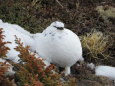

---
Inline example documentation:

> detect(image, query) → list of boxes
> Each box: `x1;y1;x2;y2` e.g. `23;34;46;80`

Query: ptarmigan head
50;21;64;30
42;21;65;34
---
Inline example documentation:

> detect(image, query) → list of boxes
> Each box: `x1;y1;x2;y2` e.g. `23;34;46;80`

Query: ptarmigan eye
57;27;64;30
54;26;64;30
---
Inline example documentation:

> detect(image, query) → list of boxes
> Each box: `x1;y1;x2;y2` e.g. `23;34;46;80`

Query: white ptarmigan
33;21;84;75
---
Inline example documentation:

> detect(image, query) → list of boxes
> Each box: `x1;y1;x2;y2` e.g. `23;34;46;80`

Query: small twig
56;0;64;8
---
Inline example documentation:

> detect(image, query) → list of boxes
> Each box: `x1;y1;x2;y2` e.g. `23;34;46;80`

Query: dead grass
81;30;110;62
96;5;115;20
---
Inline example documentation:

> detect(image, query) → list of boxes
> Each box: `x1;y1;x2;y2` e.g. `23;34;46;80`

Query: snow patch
87;63;95;69
95;66;115;80
0;19;34;63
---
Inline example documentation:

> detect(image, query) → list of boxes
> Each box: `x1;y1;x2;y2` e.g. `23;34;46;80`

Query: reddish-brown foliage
0;28;15;86
0;62;9;81
0;28;10;58
14;37;76;86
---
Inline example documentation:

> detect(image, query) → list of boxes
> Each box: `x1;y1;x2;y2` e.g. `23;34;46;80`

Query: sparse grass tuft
81;30;110;62
96;5;115;20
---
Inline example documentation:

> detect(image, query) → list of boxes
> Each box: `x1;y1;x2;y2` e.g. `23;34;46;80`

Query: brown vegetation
80;30;111;63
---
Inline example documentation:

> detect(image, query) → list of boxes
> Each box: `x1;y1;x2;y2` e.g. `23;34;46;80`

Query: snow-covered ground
87;63;115;81
95;66;115;80
0;19;34;63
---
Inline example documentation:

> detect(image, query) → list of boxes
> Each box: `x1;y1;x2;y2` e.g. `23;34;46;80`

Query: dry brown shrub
81;30;111;62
